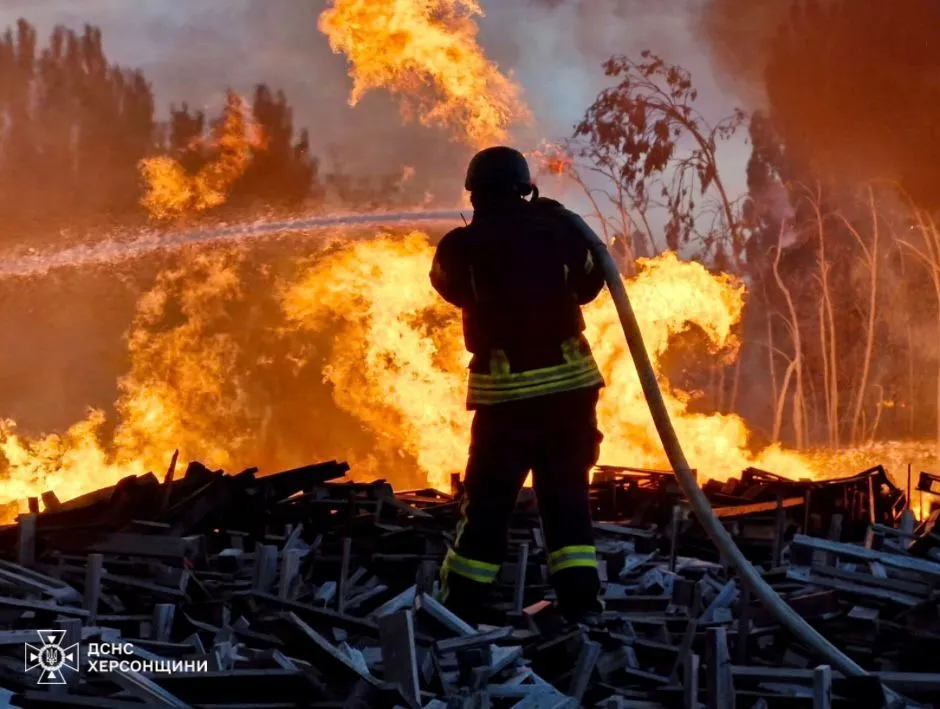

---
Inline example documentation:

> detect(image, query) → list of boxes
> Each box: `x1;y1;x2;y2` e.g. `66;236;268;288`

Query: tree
0;21;156;236
167;103;206;170
571;51;747;269
231;84;321;208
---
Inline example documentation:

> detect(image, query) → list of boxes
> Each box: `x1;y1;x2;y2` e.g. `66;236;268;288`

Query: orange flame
318;0;530;147
282;236;817;490
0;253;252;522
0;233;930;523
139;94;265;220
528;141;574;179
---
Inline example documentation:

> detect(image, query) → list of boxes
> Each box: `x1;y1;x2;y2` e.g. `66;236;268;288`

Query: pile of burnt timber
0;459;937;709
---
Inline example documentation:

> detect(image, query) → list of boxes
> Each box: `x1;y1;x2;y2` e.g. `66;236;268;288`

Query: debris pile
0;459;938;708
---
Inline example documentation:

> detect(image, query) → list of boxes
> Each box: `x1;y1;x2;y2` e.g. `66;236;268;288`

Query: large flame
318;0;530;147
139;94;265;220
0;253;254;521
283;237;814;491
283;234;471;484
0;232;930;523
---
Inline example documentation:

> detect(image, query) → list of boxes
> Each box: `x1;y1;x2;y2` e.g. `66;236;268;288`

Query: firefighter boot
553;565;604;625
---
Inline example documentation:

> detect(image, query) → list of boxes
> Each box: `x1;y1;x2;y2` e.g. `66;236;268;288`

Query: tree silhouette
0;21;157;236
0;19;331;237
230;84;321;208
573;51;746;268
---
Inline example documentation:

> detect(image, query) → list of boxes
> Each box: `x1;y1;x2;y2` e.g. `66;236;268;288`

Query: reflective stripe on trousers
441;548;500;585
547;545;598;574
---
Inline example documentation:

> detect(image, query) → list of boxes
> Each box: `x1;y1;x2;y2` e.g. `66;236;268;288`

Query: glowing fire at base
0;232;931;524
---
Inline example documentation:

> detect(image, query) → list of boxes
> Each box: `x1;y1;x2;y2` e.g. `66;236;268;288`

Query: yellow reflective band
442;549;500;584
470;359;600;391
470;369;602;401
468;357;603;406
584;249;594;274
548;545;596;562
547;545;598;574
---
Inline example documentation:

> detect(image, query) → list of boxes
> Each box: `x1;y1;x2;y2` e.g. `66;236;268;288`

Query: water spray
559;208;871;679
0;209;464;279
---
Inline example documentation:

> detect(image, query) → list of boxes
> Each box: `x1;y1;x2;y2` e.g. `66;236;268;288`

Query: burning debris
0;458;937;708
0;240;840;522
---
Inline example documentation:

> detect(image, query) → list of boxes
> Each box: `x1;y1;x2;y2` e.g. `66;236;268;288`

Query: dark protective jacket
430;196;606;407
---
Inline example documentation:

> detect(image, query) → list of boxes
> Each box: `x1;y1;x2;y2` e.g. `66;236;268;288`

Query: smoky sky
0;0;750;200
699;0;940;207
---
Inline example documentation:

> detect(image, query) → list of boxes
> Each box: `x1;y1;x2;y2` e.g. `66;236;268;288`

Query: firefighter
430;146;606;626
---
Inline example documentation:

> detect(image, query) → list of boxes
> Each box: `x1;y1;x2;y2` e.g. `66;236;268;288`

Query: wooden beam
792;534;940;578
415;593;475;637
377;610;421;708
17;514;36;567
338;538;352;613
568;639;601;705
683;653;700;709
711;497;804;520
252;544;278;594
82;554;104;625
513;543;529;614
152;604;175;643
705;627;731;709
278;548;304;600
436;627;514;654
51;619;82;695
812;665;832;709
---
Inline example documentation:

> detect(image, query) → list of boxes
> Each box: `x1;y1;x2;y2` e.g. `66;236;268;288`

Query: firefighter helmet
464;146;533;195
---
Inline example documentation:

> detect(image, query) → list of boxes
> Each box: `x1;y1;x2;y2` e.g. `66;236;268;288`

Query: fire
283;233;471;487
282;237;815;490
318;0;530;147
586;252;812;480
0;253;253;522
0;231;931;522
528;141;574;178
139;93;265;220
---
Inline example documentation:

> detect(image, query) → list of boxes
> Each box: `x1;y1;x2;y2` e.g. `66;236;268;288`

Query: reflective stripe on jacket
467;336;603;407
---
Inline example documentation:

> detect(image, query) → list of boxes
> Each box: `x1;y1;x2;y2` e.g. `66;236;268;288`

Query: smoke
696;0;792;105
697;0;940;207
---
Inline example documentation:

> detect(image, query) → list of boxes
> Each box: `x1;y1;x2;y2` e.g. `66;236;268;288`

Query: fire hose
559;208;870;680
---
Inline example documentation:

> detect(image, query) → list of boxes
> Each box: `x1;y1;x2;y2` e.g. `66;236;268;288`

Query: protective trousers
440;387;603;623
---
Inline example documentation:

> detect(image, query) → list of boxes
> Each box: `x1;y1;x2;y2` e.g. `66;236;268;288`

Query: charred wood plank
791;534;940;579
377;609;421;707
283;611;381;686
16;514;36;567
